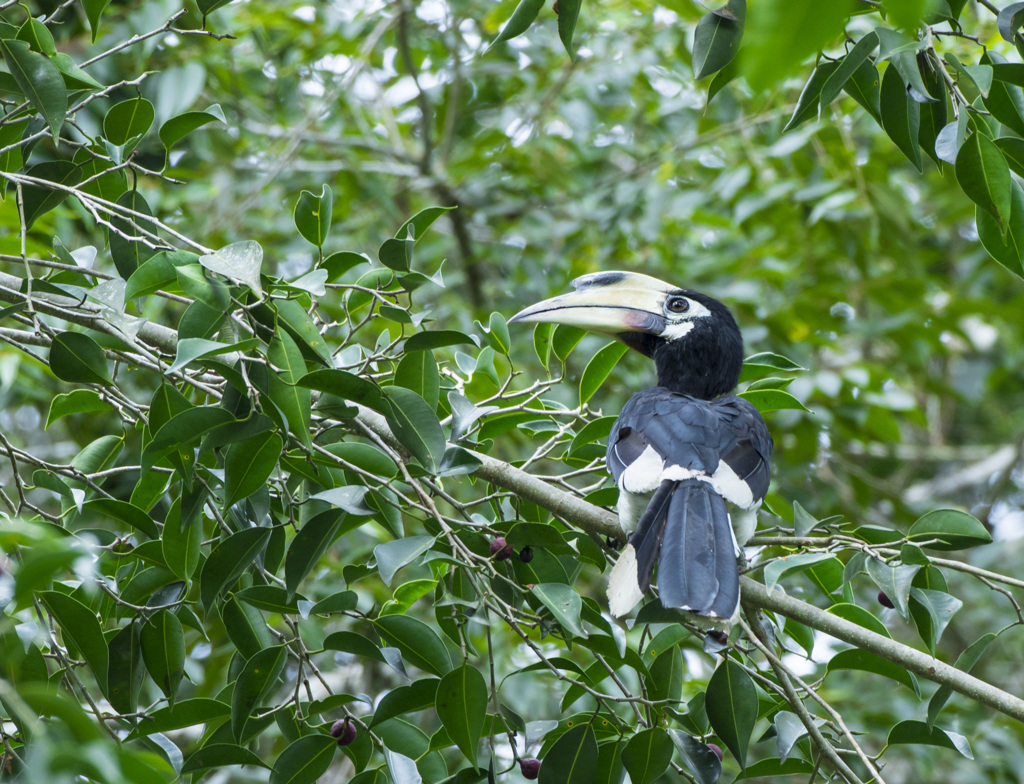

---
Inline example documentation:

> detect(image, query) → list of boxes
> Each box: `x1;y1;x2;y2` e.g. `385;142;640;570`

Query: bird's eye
666;297;689;314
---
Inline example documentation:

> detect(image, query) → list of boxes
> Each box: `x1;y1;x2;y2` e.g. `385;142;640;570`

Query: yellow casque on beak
508;271;675;335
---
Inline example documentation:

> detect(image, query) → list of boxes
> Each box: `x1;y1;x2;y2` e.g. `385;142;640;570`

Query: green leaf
692;2;744;80
489;0;545;49
880;62;923;172
436;664;488;767
0;39;67;141
168;337;258;373
741;352;805;374
200;240;264;298
159;104;225;150
374;614;452;676
223;430;282;508
197;0;233;16
294;185;333;248
669;730;722;784
820;32;878;108
741;0;854;92
887;720;973;759
927;633;995;727
311;486;374;516
374;535;434;587
539;723;598;784
533;322;554;371
622;728;673;784
378;237;413;272
17;17;56;55
908;508;993;550
223;595;272;658
71;434;123;475
557;0;583;60
268;327;311;446
705;658;756;768
487;311;511;355
20;161;82;228
552;324;586;363
763;552;836;594
827;603;890;638
110;190;158;279
405;330;477;351
826;648;920;696
737;389;809;413
309;590;358;616
46;389;113;428
298;369;385;412
865;557;919;620
956;131;1012;233
178;264;230;313
83;0;111;41
579;342;628;406
40;590;109;692
78;498;158;539
395;205;455;242
49;331;113;386
323;631;387;662
396;350;440;411
918;56;948;167
569;416;617;455
285;510;343;597
370;678;439;727
269;734;337;784
532;583;586;637
128;698;229;739
143;406;236;471
382;386;446;473
125;250;197;299
843;59;882;121
982;54;1024;137
236;586;303;614
141;610;185;707
103;98;155;145
182;744;269;774
232;645;287;741
910;587;962;653
106;621;144;713
199;526;273;610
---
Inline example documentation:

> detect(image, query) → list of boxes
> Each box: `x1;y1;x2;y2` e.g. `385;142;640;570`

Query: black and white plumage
509;271;773;622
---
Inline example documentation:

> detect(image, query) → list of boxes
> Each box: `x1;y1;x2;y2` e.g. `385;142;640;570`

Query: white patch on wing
661;465;701;482
607;544;645;617
616;483;651;536
707;460;755;509
731;506;757;548
620;446;665;494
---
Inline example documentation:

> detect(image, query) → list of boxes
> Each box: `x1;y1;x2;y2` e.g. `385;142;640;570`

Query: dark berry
518;546;534;563
490;537;514;561
331;718;357;746
877;591;894;609
519;757;541;779
707;743;723;761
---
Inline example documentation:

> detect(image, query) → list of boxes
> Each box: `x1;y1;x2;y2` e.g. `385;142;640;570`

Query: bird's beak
508;271;674;336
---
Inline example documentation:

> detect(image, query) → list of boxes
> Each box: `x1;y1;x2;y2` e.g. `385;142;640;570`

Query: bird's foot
605;536;624;551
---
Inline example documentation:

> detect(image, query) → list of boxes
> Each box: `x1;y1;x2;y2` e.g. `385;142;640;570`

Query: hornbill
509;272;772;622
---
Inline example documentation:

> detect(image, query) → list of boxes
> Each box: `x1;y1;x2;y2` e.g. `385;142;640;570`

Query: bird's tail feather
658;479;738;620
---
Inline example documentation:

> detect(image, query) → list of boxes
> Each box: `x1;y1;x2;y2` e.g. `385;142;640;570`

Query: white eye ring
666;297;689;314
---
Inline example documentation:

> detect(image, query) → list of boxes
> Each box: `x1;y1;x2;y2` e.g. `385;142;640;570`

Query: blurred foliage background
4;0;1024;782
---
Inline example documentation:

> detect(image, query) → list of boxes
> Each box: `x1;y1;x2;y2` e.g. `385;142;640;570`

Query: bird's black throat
652;311;743;399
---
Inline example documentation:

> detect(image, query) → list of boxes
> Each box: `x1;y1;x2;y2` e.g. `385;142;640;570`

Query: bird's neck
653;330;742;399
